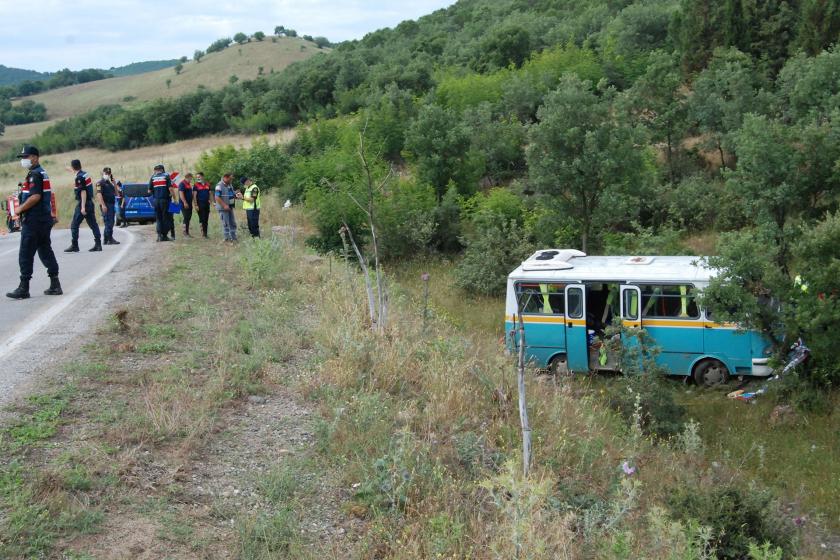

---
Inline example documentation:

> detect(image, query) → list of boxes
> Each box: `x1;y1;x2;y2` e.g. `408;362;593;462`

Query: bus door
564;285;588;371
620;285;642;368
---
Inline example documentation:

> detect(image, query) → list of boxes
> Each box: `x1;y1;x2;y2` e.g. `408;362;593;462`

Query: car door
564;284;588;372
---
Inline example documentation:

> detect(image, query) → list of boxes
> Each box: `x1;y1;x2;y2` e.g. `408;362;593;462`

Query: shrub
377;179;437;260
454;220;533;296
667;482;797;559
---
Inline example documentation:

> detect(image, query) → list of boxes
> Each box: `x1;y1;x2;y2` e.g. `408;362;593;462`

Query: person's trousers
19;220;59;280
218;208;237;240
182;205;193;233
246;208;260;238
102;201;116;239
70;204;101;243
118;199;126;223
153;198;169;236
197;201;210;235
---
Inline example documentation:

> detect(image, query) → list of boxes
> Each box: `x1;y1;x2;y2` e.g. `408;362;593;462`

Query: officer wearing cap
97;167;120;245
148;163;175;242
6;145;62;299
66;159;103;252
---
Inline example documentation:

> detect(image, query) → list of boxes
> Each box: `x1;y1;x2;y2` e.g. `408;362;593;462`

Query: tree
313;36;331;49
622;51;688;183
526;75;650;252
274;25;285;36
253;31;266;41
688;48;768;170
207;37;232;53
797;0;840;55
404;104;483;198
234;32;248;45
285;29;297;38
174;63;183;75
165;78;171;89
193;49;204;63
229;75;239;85
179;55;188;63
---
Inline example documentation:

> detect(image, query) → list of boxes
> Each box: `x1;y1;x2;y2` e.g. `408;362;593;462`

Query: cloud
0;0;454;72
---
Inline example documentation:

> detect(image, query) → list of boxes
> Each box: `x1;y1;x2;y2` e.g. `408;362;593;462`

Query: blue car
119;182;156;225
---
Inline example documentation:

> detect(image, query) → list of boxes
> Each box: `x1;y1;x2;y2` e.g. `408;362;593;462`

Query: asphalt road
0;227;136;354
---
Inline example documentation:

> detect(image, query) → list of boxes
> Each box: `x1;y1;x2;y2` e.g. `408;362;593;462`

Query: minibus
504;249;773;385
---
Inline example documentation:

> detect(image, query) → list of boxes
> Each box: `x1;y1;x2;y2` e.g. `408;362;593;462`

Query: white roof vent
624;256;656;265
522;249;586;271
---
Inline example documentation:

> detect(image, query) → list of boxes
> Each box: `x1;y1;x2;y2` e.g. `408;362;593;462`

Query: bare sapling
340;224;377;328
516;302;532;477
340;123;391;332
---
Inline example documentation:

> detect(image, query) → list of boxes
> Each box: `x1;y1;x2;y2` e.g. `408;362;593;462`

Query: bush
206;37;232;54
377;179;437;260
454;220;533;296
667;482;796;559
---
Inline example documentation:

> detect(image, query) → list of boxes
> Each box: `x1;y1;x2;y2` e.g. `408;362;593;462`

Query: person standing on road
115;176;127;228
66;159;102;253
149;164;174;242
178;173;194;238
215;173;240;242
97;167;120;245
241;177;261;238
194;172;212;238
6;145;62;299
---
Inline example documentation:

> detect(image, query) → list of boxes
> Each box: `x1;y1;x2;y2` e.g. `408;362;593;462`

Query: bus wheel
549;355;571;377
693;359;730;387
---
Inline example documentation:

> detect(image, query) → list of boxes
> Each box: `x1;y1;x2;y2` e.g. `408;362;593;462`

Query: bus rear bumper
752;358;772;377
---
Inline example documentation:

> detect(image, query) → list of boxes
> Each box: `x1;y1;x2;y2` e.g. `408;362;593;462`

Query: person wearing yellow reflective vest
241;177;261;238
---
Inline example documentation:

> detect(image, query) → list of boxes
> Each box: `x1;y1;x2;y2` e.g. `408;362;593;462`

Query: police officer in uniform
98;167;120;245
149;164;174;242
6;145;62;299
66;159;103;252
194;171;212;238
178;173;194;237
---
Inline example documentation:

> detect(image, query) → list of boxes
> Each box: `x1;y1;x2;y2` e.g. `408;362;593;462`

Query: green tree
174;63;183;75
179;55;188;63
404;104;483;198
274;25;285;36
688;47;769;170
796;0;840;55
313;36;331;49
622;51;687;183
193;49;204;63
526;75;651;252
234;32;249;45
253;31;266;41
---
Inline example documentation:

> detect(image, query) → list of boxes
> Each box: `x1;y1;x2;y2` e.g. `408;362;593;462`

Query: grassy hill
0;65;49;86
13;37;321;120
107;59;180;77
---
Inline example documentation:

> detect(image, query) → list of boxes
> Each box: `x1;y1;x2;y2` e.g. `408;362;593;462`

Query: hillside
107;59;179;77
0;65;49;86
13;37;321;120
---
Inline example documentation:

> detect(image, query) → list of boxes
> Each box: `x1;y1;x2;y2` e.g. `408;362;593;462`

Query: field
0;131;293;228
0;120;54;155
12;37;321;120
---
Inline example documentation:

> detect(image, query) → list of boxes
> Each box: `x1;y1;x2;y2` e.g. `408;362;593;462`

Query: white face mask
103;174;110;181
20;159;32;169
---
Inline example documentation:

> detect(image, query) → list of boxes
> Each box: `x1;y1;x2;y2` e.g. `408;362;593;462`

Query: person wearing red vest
193;171;212;238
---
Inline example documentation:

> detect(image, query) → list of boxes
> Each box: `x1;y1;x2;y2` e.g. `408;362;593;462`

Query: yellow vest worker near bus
241;177;261;238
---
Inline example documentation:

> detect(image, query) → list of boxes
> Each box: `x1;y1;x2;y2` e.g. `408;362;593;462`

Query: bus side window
567;289;583;319
640;285;700;319
515;283;565;315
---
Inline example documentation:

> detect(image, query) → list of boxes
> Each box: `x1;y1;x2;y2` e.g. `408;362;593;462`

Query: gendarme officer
149;163;174;242
6;145;62;299
66;159;103;252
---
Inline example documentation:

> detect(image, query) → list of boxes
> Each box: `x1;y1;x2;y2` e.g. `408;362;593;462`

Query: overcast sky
0;1;455;72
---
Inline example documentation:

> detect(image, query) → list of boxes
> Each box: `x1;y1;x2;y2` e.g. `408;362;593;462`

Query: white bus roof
509;250;716;284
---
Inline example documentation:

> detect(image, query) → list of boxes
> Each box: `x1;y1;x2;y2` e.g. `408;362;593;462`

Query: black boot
89;239;102;252
103;236;111;245
65;242;80;253
160;235;171;242
44;275;63;296
6;278;30;300
109;235;120;245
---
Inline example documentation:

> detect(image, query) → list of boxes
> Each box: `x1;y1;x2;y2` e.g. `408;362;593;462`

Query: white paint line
0;228;136;357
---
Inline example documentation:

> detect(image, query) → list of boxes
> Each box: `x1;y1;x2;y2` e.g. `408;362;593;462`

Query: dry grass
0;131;294;228
0;120;55;154
12;38;322;120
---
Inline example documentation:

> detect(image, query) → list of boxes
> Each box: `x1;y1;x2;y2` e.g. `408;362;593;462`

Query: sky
0;1;455;72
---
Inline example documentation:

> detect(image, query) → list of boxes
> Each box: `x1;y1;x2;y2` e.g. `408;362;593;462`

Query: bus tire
692;359;730;387
549;354;571;377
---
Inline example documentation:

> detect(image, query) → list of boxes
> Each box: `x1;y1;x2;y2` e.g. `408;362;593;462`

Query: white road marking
0;228;136;356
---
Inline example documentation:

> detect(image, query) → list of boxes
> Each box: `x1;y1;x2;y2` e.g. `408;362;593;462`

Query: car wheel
693;359;730;387
549;354;571;377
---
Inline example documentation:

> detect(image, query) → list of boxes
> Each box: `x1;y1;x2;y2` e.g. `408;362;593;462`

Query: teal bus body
505;252;774;380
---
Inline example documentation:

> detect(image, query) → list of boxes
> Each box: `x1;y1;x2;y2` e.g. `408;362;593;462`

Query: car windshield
122;184;150;197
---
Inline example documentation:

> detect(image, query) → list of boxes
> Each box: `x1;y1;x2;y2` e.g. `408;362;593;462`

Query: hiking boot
109;236;120;245
64;242;80;253
89;240;102;252
6;278;30;300
44;275;63;296
160;236;172;242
